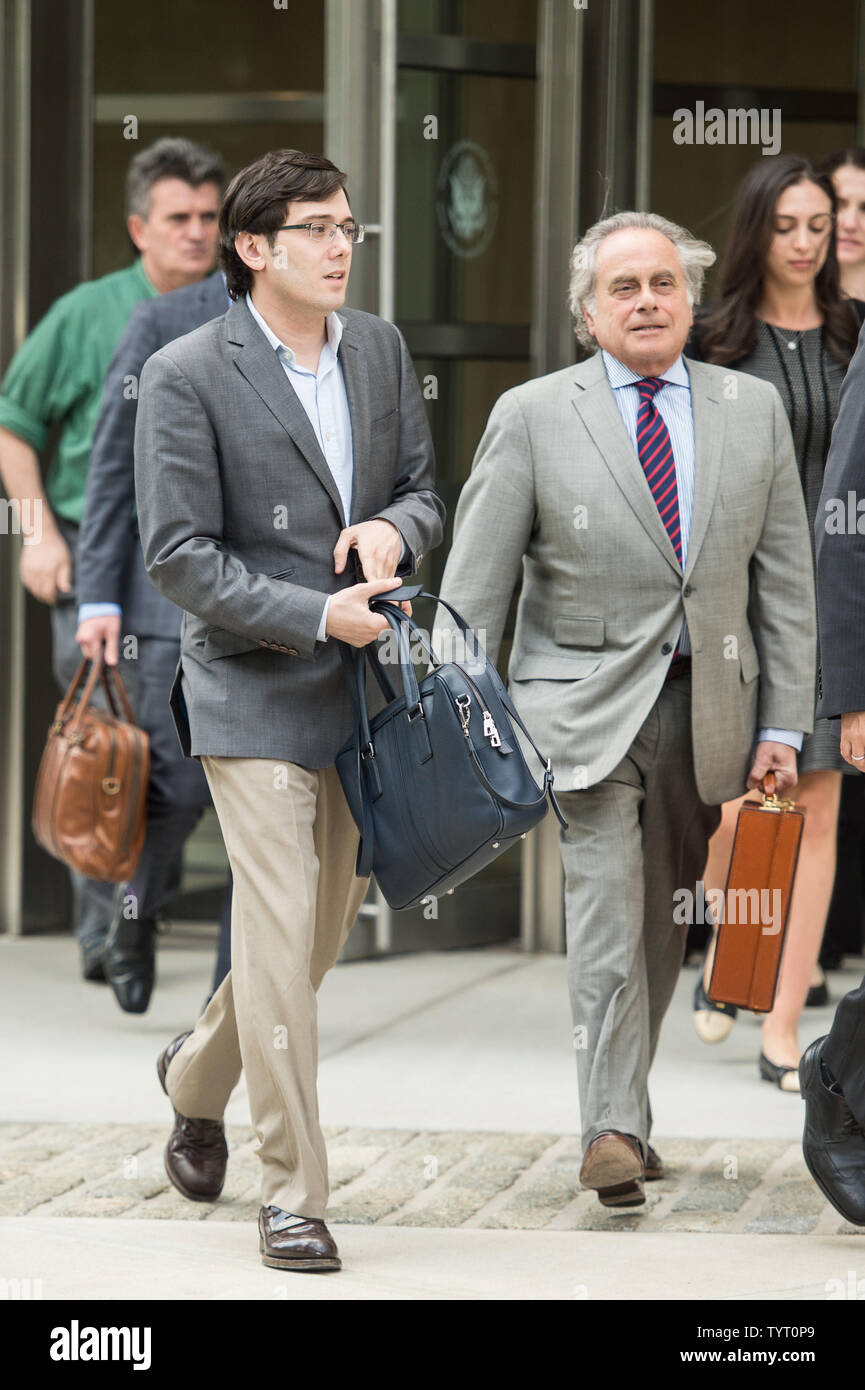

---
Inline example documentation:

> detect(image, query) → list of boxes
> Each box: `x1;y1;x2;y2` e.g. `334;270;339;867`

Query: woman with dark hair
819;148;865;300
689;154;864;1089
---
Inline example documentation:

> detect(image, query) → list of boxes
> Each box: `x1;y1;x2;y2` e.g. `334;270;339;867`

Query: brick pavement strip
0;1123;863;1234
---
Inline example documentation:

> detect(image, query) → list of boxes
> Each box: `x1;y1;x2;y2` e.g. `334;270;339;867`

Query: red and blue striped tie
636;376;682;568
636;375;684;661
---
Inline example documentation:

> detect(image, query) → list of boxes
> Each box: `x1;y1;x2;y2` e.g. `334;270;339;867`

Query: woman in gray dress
689;154;864;1089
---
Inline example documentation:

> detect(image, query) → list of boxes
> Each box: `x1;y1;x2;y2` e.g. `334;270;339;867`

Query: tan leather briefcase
32;654;149;883
708;772;805;1013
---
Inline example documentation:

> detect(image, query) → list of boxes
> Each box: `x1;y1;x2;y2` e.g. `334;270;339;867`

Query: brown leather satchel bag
32;654;149;883
708;772;805;1013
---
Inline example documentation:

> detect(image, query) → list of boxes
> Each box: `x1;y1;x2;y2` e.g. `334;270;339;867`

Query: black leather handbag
335;588;567;910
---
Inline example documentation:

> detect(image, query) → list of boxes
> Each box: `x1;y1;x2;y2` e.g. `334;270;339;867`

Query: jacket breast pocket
722;481;768;512
370;408;399;436
270;567;296;581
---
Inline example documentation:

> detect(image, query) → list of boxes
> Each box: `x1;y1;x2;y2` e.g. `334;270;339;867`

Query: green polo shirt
0;259;158;524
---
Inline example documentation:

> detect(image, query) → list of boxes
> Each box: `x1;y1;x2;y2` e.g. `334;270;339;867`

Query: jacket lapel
224;297;346;525
337;317;370;526
571;353;682;575
682;358;725;580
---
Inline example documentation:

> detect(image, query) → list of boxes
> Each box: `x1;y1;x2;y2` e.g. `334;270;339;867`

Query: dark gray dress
699;316;862;774
732;321;847;773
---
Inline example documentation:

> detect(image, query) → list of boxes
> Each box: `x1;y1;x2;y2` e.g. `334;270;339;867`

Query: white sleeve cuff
758;727;804;752
77;602;122;623
316;595;331;643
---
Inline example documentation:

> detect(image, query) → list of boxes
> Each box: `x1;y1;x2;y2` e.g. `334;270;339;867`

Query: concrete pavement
1;1221;858;1300
1;930;863;1300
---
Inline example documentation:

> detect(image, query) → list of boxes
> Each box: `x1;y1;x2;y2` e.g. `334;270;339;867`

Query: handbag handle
370;595;566;816
57;651;138;737
338;592;567;882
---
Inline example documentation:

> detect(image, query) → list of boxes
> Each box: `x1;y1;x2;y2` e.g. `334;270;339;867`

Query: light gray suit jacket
133;296;445;766
438;351;816;806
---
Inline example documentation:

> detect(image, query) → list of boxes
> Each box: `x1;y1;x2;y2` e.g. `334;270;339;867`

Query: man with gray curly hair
568;211;715;348
439;210;817;1209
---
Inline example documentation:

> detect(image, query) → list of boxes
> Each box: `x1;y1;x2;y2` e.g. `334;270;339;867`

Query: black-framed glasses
276;220;365;244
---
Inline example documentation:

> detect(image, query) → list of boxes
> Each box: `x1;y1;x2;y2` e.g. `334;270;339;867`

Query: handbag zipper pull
482;710;502;748
456;693;472;736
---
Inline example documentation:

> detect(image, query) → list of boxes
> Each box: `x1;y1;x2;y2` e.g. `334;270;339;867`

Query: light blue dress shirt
601;350;802;753
246;294;354;641
247;294;354;521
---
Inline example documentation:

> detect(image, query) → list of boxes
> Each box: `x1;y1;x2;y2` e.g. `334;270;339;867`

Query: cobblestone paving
1;1123;862;1235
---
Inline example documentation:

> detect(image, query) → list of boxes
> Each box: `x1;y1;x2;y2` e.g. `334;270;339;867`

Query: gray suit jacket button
661;642;673;655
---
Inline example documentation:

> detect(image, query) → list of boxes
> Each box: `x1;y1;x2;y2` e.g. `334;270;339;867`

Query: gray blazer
815;316;865;719
133;295;445;767
78;272;229;636
437;351;816;807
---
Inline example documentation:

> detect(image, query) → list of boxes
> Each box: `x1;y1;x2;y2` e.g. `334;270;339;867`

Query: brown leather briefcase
707;772;805;1013
32;654;150;883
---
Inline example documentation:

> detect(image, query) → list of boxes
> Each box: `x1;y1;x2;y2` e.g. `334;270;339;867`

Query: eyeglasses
276;221;365;244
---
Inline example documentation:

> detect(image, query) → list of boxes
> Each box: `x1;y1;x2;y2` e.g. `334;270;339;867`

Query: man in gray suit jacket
438;211;816;1209
798;316;865;1227
134;150;444;1271
76;271;231;1014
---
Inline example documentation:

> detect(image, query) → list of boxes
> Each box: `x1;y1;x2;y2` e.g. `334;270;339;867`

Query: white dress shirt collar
245;292;343;366
601;348;690;390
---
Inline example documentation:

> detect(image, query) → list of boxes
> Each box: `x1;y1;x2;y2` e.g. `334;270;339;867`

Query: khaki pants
163;756;369;1219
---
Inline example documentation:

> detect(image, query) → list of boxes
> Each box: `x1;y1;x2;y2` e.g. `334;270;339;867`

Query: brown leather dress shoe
580;1131;646;1207
645;1144;664;1181
259;1206;342;1272
157;1031;228;1202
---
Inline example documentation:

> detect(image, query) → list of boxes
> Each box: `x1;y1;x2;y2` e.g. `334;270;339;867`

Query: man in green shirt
0;136;223;974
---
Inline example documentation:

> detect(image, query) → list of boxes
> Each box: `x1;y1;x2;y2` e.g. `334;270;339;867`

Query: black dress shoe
800;1037;865;1226
259;1206;341;1272
80;936;108;983
105;916;156;1014
157;1031;228;1202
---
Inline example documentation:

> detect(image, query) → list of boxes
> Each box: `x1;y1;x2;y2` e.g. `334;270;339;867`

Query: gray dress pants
557;675;722;1157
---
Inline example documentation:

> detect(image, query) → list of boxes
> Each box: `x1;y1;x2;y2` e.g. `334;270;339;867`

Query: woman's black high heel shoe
759;1053;801;1092
693;973;738;1044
